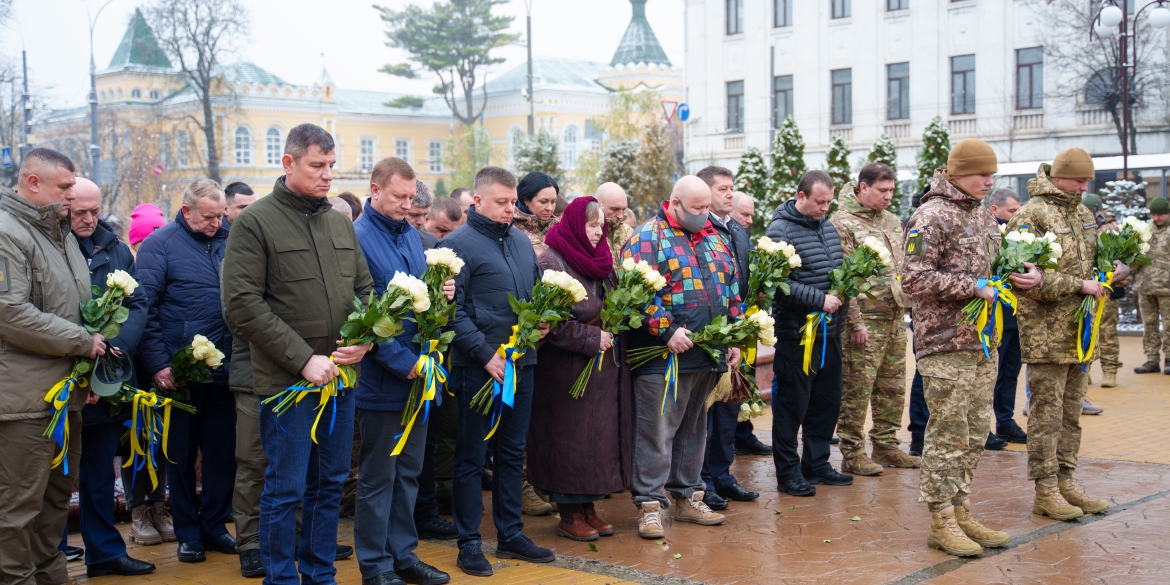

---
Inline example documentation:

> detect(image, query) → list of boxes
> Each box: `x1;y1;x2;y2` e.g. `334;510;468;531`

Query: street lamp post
525;0;535;137
1090;0;1170;180
86;0;116;187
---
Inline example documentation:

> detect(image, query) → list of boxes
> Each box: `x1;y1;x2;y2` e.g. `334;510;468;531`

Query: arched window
131;88;142;99
563;126;579;169
149;89;160;100
235;126;253;165
266;127;283;166
509;127;524;164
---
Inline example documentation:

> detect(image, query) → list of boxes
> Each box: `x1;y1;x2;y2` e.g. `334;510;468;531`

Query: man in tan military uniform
831;163;919;476
1009;148;1127;522
1134;197;1170;375
903;140;1042;557
1079;193;1124;387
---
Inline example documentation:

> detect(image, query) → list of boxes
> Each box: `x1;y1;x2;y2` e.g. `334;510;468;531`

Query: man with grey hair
224;123;376;583
410;180;437;249
988;189;1021;222
594;182;632;267
730;193;755;230
328;197;353;221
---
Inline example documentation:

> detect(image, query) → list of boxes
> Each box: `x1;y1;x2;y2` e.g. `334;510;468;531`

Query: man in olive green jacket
0;148;104;585
223;124;375;584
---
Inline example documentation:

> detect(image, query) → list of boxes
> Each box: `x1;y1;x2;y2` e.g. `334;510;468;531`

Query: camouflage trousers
1025;363;1088;481
1139;294;1170;362
918;350;996;511
838;314;907;458
1095;297;1121;373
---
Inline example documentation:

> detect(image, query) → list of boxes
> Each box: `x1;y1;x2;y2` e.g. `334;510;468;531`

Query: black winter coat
765;200;844;340
440;206;542;368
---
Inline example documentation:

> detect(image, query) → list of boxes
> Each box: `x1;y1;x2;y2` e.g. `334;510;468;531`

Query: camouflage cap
1052;147;1095;179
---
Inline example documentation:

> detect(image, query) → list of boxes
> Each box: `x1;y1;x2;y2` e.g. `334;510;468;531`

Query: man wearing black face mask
621;176;743;540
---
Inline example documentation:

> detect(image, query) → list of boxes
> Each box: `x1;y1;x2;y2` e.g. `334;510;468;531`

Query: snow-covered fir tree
763;116;807;226
867;133;904;218
1099;180;1149;220
915;116;951;193
734;146;770;203
825;135;852;191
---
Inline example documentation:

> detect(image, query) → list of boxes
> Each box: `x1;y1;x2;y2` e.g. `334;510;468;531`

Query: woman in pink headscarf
128;204;166;255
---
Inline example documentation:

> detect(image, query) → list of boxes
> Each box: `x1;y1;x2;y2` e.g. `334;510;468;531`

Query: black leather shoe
495;533;555;563
397;561;451;585
778;477;816;497
831;436;840;445
985;432;1007;451
87;555;156;577
204;533;239;555
717;483;760;501
361;570;406;585
239;549;265;578
416;515;459;540
909;436;923;457
996;423;1028;444
178;540;206;563
702;490;728;511
336;544;354;560
456;542;492;577
734;440;772;456
806;469;854;486
65;546;84;562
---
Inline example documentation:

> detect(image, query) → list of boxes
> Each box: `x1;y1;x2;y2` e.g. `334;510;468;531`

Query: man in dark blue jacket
352;158;453;585
69;179;155;577
439;167;554;576
137;179;236;563
765;170;852;497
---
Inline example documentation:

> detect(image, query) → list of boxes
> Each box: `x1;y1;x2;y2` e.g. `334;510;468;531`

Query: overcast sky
6;0;684;109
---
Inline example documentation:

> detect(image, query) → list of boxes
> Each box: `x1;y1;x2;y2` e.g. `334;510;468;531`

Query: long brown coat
527;248;633;496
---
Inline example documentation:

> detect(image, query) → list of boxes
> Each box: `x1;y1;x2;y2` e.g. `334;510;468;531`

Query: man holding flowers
621;175;742;540
1008;148;1131;522
903;139;1042;557
351;157;454;585
438;166;555;576
223;124;376;584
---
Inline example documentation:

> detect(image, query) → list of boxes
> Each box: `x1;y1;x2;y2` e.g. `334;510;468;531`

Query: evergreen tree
825;135;852;191
867;133;904;218
434;178;448;198
631;121;676;214
734;146;770;203
915;116;951;193
1098;179;1149;219
763;116;807;227
512;130;566;187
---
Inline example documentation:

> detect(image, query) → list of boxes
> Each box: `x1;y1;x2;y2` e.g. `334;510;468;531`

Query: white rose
751;402;764;416
1042;231;1057;243
107;270;138;295
635;260;652;275
206;351;224;369
1049;241;1063;259
1005;230;1022;243
622;257;636;271
788;254;803;268
389;272;430;312
998;224;1007;235
1141;242;1151;253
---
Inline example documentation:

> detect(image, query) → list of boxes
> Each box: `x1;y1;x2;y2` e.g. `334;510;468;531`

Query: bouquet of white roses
800;237;891;373
1068;216;1151;363
961;228;1061;330
745;236;802;313
568;258;667;399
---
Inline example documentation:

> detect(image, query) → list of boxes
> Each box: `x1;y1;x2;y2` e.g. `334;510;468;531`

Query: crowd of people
1;123;1169;585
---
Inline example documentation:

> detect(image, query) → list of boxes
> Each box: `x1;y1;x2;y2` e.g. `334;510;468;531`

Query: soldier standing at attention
1133;196;1170;375
902;139;1042;557
831;163;920;477
1008;149;1128;523
1079;193;1124;388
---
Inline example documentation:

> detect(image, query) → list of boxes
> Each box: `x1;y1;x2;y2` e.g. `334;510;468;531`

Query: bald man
592;183;630;264
621;176;743;539
730;193;755;230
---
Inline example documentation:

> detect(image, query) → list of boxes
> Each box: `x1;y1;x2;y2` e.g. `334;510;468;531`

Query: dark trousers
167;382;236;543
994;327;1023;431
355;408;427;578
735;420;761;448
701;401;739;491
78;421;129;565
908;370;929;444
771;335;843;482
413;399;444;524
451;365;533;547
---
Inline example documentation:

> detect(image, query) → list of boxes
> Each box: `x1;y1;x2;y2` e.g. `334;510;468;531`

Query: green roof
107;9;172;71
610;0;671;67
485;57;608;95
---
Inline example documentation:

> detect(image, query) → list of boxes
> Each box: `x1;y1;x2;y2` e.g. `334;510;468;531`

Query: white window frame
176;131;188;169
428;140;443;173
395;138;411;165
562;125;579;169
266;127;284;166
359;137;376;172
234;126;253;166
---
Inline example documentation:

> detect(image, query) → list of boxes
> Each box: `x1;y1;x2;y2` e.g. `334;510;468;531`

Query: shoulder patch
906;230;924;256
0;257;7;293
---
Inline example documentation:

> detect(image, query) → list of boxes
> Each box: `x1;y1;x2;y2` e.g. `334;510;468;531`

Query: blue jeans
701;401;739;491
451;366;533;547
78;421;129;565
994;328;1022;430
167;382;236;543
259;390;355;585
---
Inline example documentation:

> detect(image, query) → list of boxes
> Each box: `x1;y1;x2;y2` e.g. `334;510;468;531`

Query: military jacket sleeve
901;211;980;303
0;231;91;357
831;214;864;330
1007;205;1089;304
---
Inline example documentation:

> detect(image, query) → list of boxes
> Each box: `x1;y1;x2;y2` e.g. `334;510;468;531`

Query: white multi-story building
684;0;1170;196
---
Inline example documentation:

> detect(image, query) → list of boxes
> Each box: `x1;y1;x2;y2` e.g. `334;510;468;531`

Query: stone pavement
66;338;1169;584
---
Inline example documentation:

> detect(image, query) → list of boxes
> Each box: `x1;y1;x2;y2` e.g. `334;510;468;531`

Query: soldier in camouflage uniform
1009;149;1129;522
1134;197;1170;374
1080;193;1124;387
902;140;1042;557
831;164;919;477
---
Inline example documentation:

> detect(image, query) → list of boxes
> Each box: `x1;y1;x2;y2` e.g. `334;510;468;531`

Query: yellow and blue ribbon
660;351;678;415
485;327;525;441
799;312;831;375
1077;269;1114;367
43;365;86;474
974;276;1018;358
263;360;350;445
123;389;180;491
392;341;448;456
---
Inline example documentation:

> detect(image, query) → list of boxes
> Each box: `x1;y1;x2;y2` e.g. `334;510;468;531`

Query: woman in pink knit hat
128;203;166;255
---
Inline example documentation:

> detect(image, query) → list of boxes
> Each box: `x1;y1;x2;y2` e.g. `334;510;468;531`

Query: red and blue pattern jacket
621;202;741;375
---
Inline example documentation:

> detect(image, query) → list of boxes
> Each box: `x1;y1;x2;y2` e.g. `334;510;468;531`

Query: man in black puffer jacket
765;170;852;496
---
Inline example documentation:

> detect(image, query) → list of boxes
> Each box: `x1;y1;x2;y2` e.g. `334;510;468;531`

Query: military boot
1033;480;1084;521
1059;478;1110;514
871;444;921;468
1100;370;1118;388
1134;360;1161;374
927;506;983;557
521;484;553;516
841;453;883;476
954;500;1009;548
1164;358;1170;375
129;506;162;545
673;491;726;526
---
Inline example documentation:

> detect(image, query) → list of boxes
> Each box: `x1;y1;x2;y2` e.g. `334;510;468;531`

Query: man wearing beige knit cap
1008;147;1130;524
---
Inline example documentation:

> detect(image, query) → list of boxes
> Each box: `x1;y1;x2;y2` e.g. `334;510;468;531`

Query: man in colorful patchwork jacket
621;175;742;540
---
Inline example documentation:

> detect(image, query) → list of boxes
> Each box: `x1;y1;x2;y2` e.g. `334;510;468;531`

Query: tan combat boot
673;491;726;526
150;502;176;542
1059;478;1110;514
927;506;983;557
954;500;1009;548
129;506;162;545
1100;370;1118;388
637;501;665;539
1033;480;1084;521
522;483;553;516
841;453;884;476
871;444;922;468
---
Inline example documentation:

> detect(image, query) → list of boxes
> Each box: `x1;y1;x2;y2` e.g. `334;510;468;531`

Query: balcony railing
1013;112;1044;131
829;126;853;142
948;117;977;136
883;121;912;139
1078;109;1111;126
724;135;745;151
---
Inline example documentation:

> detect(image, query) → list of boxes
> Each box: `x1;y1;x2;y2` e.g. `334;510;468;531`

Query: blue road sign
677;103;690;122
1;147;12;168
